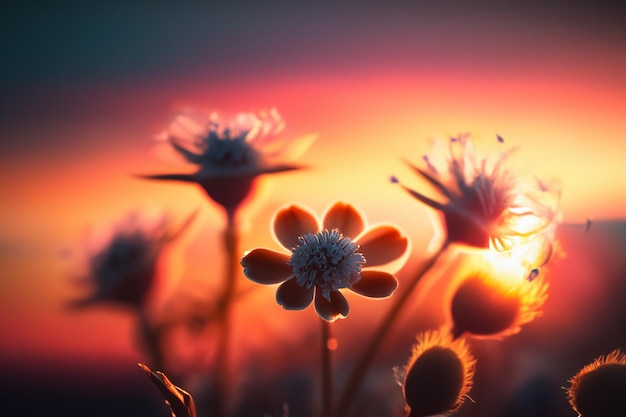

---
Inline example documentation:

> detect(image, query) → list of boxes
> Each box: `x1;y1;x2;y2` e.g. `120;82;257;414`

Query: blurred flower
567;349;626;417
139;363;197;417
401;330;475;417
392;134;560;252
143;108;316;215
70;210;194;309
240;202;409;321
448;253;548;339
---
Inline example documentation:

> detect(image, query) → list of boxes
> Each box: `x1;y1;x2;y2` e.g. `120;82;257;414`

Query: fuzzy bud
402;331;475;417
567;350;626;417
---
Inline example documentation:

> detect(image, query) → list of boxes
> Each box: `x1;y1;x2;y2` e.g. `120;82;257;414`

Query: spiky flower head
401;330;476;417
567;349;626;417
241;202;409;321
143;108;316;215
70;211;194;309
392;134;560;253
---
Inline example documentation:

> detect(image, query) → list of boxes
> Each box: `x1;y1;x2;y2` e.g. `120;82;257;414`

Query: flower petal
137;173;197;183
357;225;409;267
169;139;204;164
273;204;319;250
314;290;349;322
276;278;314;310
323;201;366;239
351;270;398;298
241;248;293;284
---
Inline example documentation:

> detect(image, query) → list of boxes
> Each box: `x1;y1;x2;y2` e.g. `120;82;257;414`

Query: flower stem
213;210;239;417
333;242;449;417
321;319;334;417
137;309;165;370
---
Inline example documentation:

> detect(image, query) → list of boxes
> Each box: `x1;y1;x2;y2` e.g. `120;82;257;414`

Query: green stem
321;320;334;417
333;242;449;417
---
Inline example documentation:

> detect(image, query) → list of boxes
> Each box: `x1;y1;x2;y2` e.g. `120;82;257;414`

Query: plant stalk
321;319;334;417
213;210;239;417
333;242;449;417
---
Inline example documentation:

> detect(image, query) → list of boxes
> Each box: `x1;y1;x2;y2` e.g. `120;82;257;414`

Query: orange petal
351;270;398;298
323;201;366;239
273;204;320;250
357;225;409;267
314;290;349;322
241;248;293;284
276;278;314;310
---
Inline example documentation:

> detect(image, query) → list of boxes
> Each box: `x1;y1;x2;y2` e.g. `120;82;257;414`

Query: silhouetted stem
213;210;239;417
321;320;334;417
334;242;449;417
137;309;165;370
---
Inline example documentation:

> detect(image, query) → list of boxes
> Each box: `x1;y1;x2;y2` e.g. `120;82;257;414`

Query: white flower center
289;229;365;300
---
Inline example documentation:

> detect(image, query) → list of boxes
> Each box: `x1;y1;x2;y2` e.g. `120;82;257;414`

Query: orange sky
1;3;625;378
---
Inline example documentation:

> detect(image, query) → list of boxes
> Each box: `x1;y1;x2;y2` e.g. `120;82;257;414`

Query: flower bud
450;276;520;338
567;349;626;417
449;261;548;339
402;331;475;417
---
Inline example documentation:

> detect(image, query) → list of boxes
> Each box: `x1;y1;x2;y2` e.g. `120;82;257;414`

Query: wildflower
70;211;194;309
240;202;409;321
143;108;316;215
448;252;548;339
567;349;626;417
139;363;197;417
401;330;475;417
392;134;560;252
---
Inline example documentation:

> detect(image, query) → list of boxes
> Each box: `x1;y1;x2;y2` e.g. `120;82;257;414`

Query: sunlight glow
483;237;548;286
485;199;557;287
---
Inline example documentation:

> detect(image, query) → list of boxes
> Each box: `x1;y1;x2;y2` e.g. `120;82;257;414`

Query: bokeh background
1;2;625;416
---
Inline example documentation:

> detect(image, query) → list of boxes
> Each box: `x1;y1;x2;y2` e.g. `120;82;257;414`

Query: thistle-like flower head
393;134;560;252
70;210;194;309
240;202;409;321
143;108;316;215
162;109;288;170
401;330;476;417
567;349;626;417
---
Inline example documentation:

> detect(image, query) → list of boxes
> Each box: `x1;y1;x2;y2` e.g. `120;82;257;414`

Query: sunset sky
1;2;625;416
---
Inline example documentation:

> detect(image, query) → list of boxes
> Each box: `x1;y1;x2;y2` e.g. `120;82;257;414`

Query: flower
139;363;197;417
401;330;475;417
142;108;316;215
240;202;409;321
448;252;548;339
567;349;626;417
70;210;194;309
392;134;560;252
